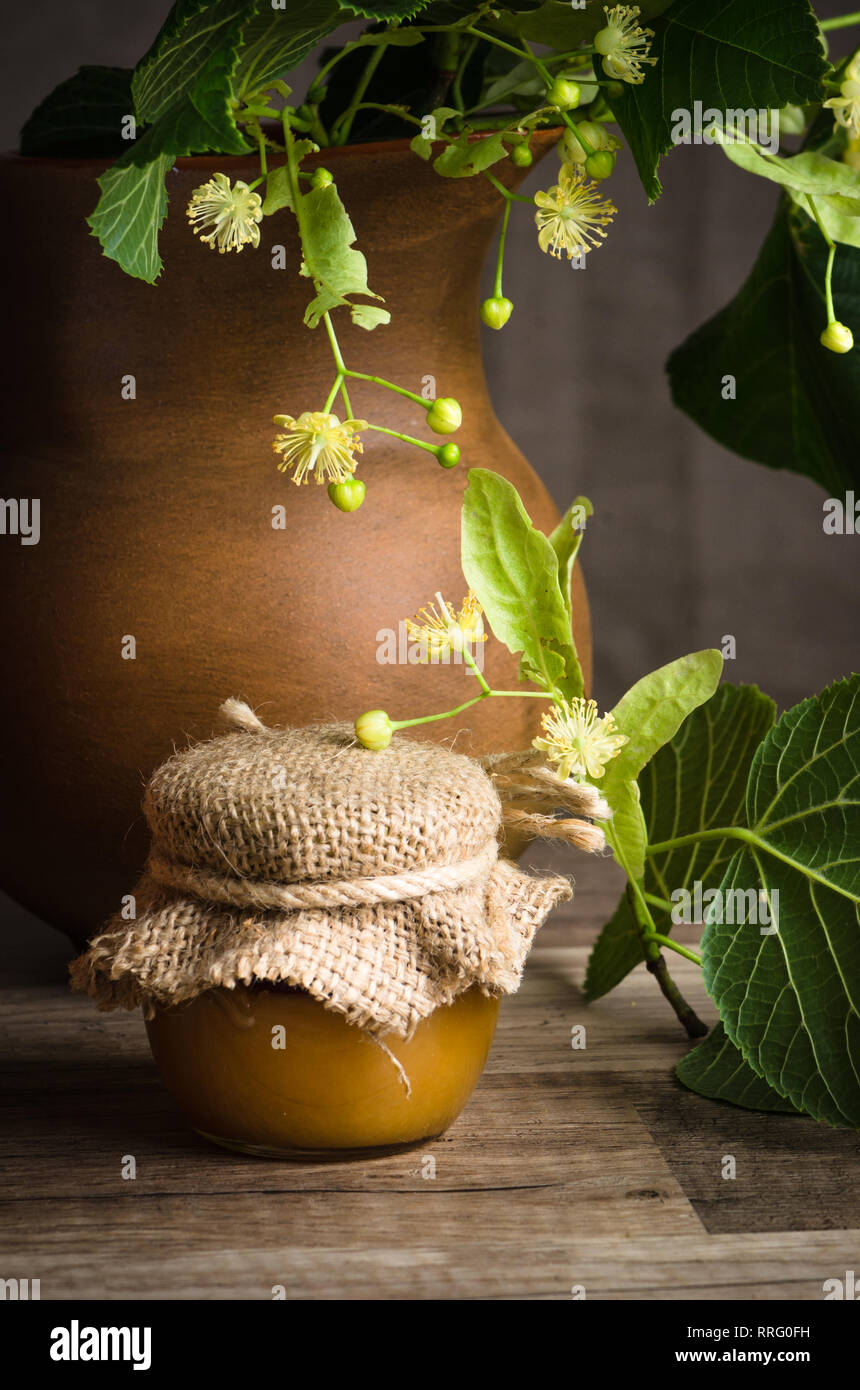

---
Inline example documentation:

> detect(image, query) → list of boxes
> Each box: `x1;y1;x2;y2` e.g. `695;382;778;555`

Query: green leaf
584;889;645;1003
703;674;860;1128
409;106;459;160
676;1023;800;1113
132;0;253;157
481;58;543;108
433;130;510;178
708;129;860;248
299;182;389;329
20;66;133;157
261;140;319;214
461;469;583;701
667;204;860;494
86;147;174;284
611;0;827;203
548;495;592;623
795;192;860;250
586;683;775;1001
233;1;356;98
713;130;860;204
339;0;431;17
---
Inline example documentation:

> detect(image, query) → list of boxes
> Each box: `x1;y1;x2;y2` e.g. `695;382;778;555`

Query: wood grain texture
1;853;858;1301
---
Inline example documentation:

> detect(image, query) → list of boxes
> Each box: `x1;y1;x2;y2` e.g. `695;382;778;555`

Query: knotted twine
70;701;609;1040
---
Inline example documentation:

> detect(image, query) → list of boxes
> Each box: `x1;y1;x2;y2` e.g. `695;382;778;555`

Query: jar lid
144;718;500;886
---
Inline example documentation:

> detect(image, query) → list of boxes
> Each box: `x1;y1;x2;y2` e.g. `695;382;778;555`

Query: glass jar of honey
71;712;572;1161
146;983;499;1158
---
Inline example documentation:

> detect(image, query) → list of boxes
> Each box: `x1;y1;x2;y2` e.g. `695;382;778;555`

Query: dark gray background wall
4;0;857;712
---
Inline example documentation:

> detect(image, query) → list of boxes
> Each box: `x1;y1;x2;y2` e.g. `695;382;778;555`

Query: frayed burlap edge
69;859;571;1039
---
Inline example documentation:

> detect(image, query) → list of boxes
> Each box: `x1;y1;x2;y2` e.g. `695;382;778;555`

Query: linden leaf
702;674;860;1129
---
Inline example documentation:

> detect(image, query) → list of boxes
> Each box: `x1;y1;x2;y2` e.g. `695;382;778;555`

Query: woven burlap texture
70;718;573;1038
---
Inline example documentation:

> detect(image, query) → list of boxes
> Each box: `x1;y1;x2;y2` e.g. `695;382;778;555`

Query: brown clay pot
0;134;590;943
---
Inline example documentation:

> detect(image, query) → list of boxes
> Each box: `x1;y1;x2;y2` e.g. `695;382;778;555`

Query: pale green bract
460;469;584;702
586;683;777;1002
599;651;724;881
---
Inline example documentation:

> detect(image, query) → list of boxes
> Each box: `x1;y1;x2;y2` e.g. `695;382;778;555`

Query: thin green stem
651;934;703;967
645;956;709;1038
339;379;354;417
465;25;527;62
820;11;860;31
607;826;707;1037
344;101;423;128
463;646;491;695
646;827;750;856
322;312;347;373
392;694;487;729
255;125;268;179
390;685;553;732
364;423;439;453
452;33;480;112
808;195;837;322
345;368;428;407
323;372;344;414
484;169;534;203
643;891;676;914
332;38;388;145
281;112;309;250
494;197;511;298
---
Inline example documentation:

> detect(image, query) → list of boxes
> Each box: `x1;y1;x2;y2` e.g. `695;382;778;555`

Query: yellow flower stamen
534;163;616;261
187;173;263;254
594;5;657;85
825;77;860;141
272;411;368;485
533;697;628;782
405;591;486;662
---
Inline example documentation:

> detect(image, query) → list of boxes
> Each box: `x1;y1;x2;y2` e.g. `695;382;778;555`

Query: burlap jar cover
70;701;608;1039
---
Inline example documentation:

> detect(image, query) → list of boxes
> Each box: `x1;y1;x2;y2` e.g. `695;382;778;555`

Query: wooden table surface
2;846;858;1301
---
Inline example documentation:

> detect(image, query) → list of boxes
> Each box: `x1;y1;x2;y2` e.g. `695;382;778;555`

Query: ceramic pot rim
1;125;562;169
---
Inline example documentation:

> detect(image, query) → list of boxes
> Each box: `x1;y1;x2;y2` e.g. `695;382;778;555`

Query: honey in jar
146;983;499;1157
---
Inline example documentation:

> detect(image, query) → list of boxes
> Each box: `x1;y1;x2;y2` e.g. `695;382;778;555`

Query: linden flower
825;78;860;140
534;163;617;261
187;173;263;254
405;591;486;661
594;5;657;85
272;411;368;485
533;698;628;782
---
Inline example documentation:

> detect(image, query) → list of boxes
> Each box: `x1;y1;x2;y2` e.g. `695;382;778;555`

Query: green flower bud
355;709;393;751
561;121;617;164
426;396;462;434
510;142;533;168
307;83;327;104
480;296;513;330
311;167;334;189
547;78;581;111
328;478;366;511
437;443;460;469
605;80;624;101
585;150;616;180
820;321;854;354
